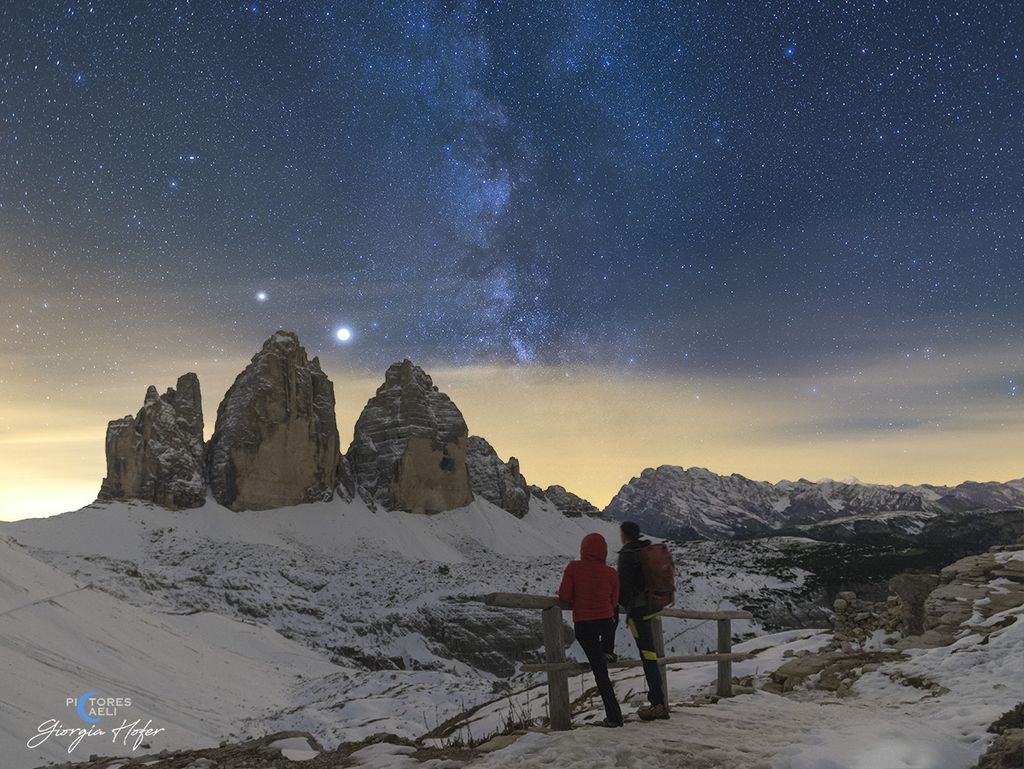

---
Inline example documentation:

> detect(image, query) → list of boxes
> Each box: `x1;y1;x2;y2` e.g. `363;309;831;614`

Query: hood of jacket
580;532;608;562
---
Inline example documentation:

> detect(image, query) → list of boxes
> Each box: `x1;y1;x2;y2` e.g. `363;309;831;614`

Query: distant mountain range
604;465;1024;545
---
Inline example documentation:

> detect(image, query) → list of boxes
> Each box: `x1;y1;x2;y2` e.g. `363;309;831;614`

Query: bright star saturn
335;326;352;342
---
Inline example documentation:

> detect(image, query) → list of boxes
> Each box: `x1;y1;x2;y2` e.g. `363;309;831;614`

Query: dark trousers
627;607;666;706
575;617;623;725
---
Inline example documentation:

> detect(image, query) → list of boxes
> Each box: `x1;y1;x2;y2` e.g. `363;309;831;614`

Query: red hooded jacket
557;533;620;622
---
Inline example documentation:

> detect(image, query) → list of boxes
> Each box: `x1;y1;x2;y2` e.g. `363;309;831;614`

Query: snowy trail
465;693;975;769
454;609;1024;769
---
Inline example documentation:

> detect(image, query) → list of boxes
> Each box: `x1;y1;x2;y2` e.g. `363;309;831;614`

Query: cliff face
346;359;472;513
93;337;525;516
98;373;206;509
466;435;530;517
207;331;343;511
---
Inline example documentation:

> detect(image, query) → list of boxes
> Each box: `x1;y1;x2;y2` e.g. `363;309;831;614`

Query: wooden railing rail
483;592;753;731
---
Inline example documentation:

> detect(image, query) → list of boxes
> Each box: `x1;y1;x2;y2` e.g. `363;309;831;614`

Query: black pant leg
603;613;619;656
627;609;666;706
575;619;623;724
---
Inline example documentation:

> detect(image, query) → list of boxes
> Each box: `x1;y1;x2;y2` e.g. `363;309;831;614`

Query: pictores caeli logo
70;691;129;724
27;691;166;754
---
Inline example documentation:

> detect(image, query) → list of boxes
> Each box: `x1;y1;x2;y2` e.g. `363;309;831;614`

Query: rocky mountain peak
533;484;602;518
98;372;206;509
207;331;344;511
385;356;438;389
265;329;301;348
93;333;606;519
347;358;472;513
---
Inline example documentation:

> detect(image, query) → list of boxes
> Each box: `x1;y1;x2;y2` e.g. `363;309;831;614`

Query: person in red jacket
557;532;623;727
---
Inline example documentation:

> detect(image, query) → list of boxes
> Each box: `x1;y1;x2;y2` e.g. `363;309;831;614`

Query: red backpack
639;543;676;610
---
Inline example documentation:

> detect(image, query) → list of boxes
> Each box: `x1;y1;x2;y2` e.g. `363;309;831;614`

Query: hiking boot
637;703;670;721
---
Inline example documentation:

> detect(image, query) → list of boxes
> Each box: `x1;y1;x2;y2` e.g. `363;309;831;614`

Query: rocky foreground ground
35;731;477;769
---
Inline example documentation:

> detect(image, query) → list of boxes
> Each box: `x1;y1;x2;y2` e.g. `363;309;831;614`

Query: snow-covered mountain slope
2;494;855;767
0;533;347;769
14;486;1009;768
605;464;1024;542
3;495;618;675
0;493;624;768
4;495;857;679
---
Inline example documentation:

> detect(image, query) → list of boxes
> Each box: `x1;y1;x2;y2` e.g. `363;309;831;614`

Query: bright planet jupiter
0;2;1021;520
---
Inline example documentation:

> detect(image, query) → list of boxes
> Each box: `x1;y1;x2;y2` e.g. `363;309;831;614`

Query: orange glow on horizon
1;346;1021;521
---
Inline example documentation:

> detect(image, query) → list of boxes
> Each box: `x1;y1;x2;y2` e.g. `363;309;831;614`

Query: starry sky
1;1;1022;519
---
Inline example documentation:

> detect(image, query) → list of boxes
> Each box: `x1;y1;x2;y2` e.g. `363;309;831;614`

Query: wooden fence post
716;618;733;697
542;606;571;730
651;615;669;711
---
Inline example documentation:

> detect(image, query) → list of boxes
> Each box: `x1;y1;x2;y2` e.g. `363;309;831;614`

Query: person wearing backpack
557;532;624;728
617;520;675;721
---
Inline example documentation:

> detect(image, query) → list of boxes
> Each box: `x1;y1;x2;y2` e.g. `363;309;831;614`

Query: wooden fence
484;592;754;731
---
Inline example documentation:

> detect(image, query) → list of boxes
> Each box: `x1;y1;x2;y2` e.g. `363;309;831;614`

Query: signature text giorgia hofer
27;718;165;753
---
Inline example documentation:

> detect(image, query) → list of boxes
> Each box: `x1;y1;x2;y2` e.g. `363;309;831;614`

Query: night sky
1;1;1022;519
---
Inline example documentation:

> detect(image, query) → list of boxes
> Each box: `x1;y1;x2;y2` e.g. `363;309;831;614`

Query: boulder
888;573;940;635
208;331;343;511
98;373;206;509
347;359;472;513
466;436;530;517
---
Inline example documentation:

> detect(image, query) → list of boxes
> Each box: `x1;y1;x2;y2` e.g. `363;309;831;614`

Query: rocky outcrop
824;538;1024;651
532;484;602;518
462;436;599;519
347;359;473;513
208;331;343;511
830;590;901;645
976;703;1024;769
98;373;206;509
768;540;1024;703
764;648;903;697
414;603;546;676
466;436;530;517
913;542;1024;647
888;573;940;635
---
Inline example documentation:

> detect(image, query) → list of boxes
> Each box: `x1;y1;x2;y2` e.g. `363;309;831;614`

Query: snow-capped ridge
606;464;1024;541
